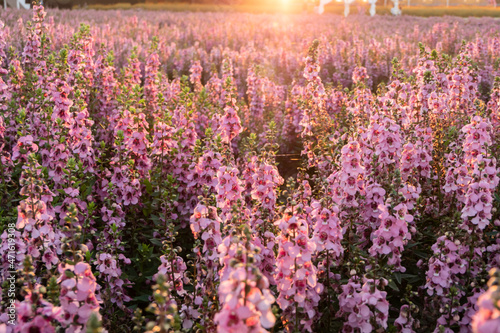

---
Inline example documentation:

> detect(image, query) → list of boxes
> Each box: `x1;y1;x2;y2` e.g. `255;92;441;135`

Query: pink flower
472;269;500;333
338;278;389;332
217;105;243;144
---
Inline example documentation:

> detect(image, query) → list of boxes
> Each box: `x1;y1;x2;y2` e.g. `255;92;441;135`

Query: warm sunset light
1;1;500;333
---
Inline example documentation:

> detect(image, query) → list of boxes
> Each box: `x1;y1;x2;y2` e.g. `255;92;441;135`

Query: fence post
17;0;30;9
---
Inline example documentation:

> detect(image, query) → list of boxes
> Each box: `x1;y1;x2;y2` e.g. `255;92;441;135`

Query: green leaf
387;280;399;292
401;274;418;279
413;250;429;259
64;270;75;278
133;294;151;302
85;180;95;197
150;238;163;247
143;178;153;194
406;276;422;284
405;242;421;249
85;250;92;262
394;272;401;285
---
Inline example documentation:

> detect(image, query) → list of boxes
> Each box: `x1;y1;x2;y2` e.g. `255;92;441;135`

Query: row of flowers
0;5;499;333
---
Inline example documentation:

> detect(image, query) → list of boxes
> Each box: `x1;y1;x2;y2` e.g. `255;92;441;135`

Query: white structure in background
344;0;355;16
3;0;30;9
368;0;377;16
316;0;496;17
391;0;402;15
315;0;398;17
315;0;333;14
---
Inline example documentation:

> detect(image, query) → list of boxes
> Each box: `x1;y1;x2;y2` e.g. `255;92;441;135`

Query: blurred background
3;0;500;17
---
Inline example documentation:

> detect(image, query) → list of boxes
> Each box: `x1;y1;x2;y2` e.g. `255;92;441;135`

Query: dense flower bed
0;6;499;333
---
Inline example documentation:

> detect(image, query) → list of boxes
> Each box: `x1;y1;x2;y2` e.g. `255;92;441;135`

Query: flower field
0;6;500;333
